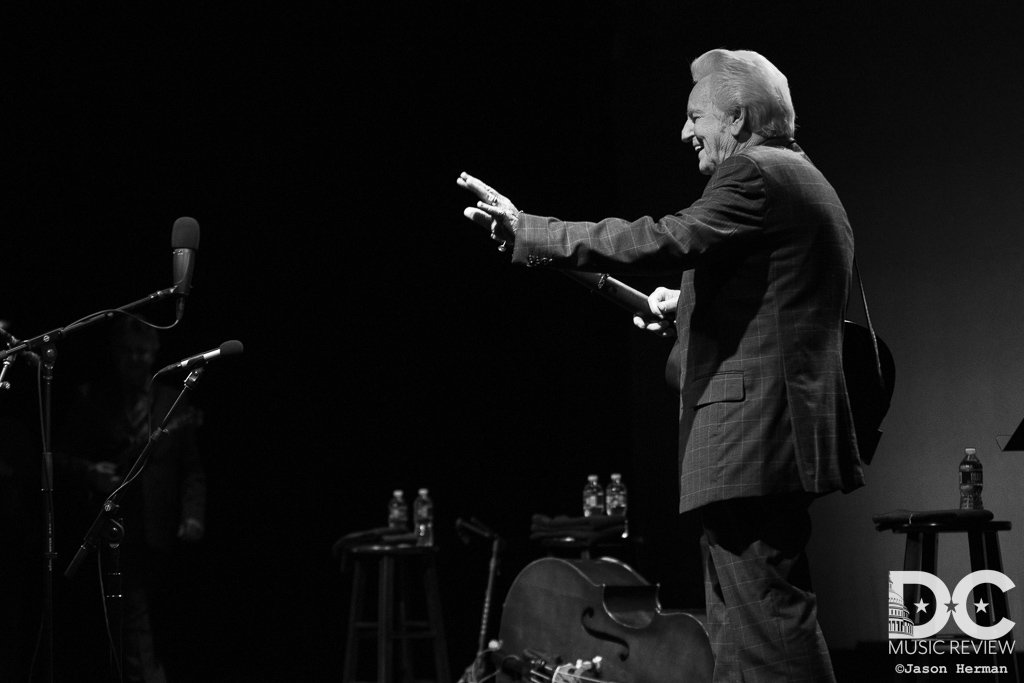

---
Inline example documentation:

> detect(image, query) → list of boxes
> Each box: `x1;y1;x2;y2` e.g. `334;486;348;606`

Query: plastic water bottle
605;473;628;537
582;475;604;517
388;490;408;530
959;448;983;510
414;488;434;546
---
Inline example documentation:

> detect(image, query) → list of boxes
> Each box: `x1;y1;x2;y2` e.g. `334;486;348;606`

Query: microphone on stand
171;217;200;322
155;340;243;375
456;517;499;543
0;323;41;367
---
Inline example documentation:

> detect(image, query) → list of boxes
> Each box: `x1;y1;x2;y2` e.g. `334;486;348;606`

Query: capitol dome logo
888;577;914;638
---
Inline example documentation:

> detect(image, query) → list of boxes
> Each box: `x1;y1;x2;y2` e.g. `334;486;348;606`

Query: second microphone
156;340;243;375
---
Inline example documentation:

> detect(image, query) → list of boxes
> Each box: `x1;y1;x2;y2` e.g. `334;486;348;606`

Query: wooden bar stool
342;544;450;683
885;516;1018;682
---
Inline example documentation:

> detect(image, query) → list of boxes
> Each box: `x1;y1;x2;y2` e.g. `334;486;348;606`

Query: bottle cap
611;473;621;480
965;448;976;456
418;488;428;495
588;474;598;482
393;489;403;497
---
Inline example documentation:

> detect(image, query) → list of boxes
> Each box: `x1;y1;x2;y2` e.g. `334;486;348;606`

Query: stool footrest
351;621;434;630
350;626;440;639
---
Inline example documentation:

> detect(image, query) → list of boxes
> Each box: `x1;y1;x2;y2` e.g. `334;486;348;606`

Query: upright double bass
491;557;713;683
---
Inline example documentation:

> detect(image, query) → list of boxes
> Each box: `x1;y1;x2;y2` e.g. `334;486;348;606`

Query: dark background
2;2;1022;681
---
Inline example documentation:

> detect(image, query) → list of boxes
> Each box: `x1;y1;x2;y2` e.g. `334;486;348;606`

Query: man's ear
730;107;749;139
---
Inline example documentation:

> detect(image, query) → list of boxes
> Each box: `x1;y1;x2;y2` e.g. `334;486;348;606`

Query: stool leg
973;531;1019;683
379;555;395;683
903;529;934;571
344;560;366;683
903;531;938;627
397;560;413;683
902;530;919;572
921;532;938;575
980;530;1012;629
424;553;450;683
968;531;995;627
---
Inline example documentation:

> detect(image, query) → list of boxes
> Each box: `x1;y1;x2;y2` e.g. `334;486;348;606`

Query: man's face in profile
682;77;739;176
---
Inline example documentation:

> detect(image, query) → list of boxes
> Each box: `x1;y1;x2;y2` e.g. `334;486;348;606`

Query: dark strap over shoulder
852;259;888;395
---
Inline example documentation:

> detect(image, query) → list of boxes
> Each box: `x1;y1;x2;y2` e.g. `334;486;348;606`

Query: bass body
494;557;713;683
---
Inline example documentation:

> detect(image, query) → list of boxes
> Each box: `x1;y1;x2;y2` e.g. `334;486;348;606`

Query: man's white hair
691;49;796;139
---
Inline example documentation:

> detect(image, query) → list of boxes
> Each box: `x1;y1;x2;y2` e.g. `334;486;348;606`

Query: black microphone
156;340;243;375
171;217;200;321
455;517;498;542
0;323;41;367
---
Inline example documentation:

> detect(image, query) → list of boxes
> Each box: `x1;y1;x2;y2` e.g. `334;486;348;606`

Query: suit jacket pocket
687;371;745;408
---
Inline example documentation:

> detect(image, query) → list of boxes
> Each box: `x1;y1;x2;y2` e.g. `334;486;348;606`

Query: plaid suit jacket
512;141;865;512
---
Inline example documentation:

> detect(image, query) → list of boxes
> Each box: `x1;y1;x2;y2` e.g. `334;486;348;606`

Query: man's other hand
633;287;679;337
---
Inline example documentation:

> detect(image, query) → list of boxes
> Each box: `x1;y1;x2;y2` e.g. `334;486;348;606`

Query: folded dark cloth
872;508;994;531
530;525;626;543
530;514;626;543
331;526;418;557
531;514;626;532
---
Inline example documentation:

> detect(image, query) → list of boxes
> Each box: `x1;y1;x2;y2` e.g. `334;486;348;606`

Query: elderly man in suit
459;48;865;682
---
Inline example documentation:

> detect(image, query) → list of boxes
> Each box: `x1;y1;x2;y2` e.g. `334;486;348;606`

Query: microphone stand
0;285;178;683
64;367;204;679
65;367;202;579
0;286;177;363
455;518;504;683
0;354;16;390
480;535;503;658
40;343;57;683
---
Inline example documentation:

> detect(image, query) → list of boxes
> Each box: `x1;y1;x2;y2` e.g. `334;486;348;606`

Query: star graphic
975;599;989;614
945;599;958;613
914;599;929;613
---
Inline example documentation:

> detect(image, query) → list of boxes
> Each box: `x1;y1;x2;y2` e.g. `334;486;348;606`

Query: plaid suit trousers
699;494;835;683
